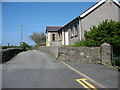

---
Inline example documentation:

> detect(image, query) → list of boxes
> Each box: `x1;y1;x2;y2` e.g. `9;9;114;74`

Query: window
75;25;78;37
52;34;55;41
70;27;74;38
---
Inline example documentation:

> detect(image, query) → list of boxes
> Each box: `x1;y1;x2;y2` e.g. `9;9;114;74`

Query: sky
2;2;97;46
0;2;1;46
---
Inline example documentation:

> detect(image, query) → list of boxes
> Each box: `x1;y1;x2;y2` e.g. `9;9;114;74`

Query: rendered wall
80;2;119;40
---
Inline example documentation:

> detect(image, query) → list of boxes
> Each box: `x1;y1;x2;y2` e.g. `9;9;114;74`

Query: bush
84;20;120;47
2;46;8;49
38;42;46;46
20;42;31;50
72;41;86;47
70;20;120;48
2;46;21;49
85;39;100;47
112;56;120;67
71;40;100;47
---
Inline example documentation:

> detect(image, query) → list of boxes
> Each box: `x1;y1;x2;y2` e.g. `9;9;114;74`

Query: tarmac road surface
2;50;119;89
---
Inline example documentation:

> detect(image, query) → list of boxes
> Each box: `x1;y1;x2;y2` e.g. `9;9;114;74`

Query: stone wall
38;43;111;64
38;46;58;58
58;47;101;64
101;43;111;64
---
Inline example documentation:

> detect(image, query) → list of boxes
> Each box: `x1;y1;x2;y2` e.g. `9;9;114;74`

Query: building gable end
80;0;120;19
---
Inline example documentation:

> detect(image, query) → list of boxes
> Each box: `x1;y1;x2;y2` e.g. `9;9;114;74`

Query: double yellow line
60;61;105;88
76;78;98;90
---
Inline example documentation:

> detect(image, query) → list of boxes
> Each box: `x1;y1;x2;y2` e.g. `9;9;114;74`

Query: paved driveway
2;50;119;89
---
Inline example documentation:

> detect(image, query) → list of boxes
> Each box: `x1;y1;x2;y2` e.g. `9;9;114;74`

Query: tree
29;32;46;44
84;20;120;47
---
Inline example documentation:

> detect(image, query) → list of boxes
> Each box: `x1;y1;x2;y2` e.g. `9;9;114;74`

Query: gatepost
101;43;111;65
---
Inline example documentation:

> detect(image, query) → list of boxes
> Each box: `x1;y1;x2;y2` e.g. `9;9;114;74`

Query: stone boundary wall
38;43;111;64
58;47;101;64
38;46;58;58
1;48;25;63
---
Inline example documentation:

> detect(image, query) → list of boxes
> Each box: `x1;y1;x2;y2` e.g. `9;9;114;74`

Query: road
2;50;119;89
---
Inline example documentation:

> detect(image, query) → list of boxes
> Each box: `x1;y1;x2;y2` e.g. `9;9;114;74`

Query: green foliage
84;20;120;67
2;46;8;49
85;39;100;47
69;20;120;47
71;40;100;47
20;42;31;50
38;42;46;46
33;42;46;49
2;46;21;49
112;56;120;67
84;20;120;47
72;41;86;47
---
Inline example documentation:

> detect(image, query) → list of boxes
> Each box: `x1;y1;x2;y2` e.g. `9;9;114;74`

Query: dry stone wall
38;43;111;64
58;47;101;64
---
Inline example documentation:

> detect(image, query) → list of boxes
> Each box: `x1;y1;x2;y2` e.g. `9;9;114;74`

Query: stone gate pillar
101;43;111;65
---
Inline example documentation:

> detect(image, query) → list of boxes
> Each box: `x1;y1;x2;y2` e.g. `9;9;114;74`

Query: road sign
20;42;24;45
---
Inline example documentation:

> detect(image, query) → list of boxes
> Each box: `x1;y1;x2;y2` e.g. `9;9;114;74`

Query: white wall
65;31;69;45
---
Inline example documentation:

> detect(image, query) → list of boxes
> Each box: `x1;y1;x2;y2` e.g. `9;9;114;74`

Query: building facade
46;0;120;46
46;26;62;46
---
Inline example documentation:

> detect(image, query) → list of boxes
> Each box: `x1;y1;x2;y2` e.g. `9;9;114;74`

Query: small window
52;34;55;41
70;27;74;38
75;25;78;37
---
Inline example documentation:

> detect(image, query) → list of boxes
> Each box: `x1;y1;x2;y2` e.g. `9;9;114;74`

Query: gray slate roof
46;26;62;33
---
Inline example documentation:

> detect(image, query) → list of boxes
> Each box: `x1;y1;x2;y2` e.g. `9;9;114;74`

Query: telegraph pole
20;25;24;45
21;24;23;42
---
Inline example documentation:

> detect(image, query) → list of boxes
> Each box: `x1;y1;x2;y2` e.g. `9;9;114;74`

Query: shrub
84;20;120;47
72;41;86;47
71;40;100;47
2;46;21;49
2;46;8;49
71;20;120;47
38;42;46;46
20;42;31;50
112;56;120;67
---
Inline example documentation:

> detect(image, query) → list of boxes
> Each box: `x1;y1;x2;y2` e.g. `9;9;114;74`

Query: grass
63;41;86;47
